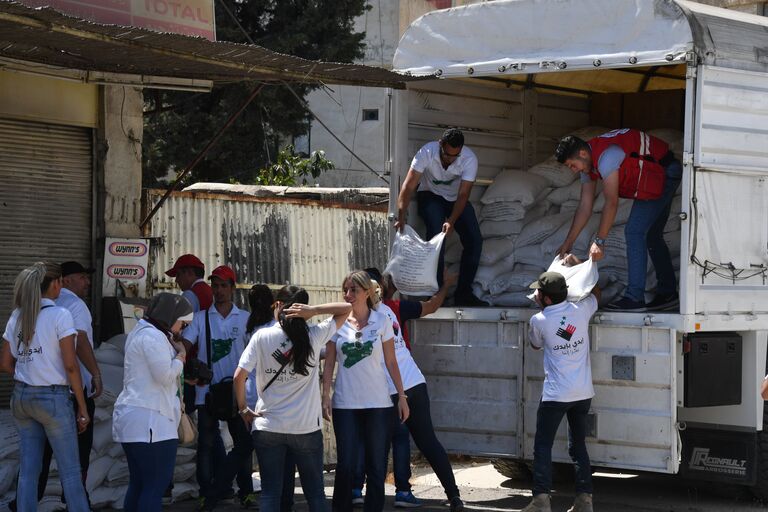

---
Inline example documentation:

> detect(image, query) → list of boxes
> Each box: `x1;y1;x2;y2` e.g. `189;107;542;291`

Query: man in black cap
9;261;101;511
522;271;599;512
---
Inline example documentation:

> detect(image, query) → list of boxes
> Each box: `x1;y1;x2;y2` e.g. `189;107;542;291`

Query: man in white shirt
182;265;255;509
522;271;599;512
395;128;486;306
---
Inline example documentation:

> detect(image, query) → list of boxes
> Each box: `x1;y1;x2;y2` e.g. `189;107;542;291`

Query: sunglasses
354;330;363;348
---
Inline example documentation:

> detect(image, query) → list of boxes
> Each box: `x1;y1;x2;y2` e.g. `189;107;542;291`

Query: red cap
165;254;205;277
208;265;236;284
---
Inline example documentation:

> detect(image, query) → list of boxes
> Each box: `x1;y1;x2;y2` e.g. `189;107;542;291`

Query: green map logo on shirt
431;177;456;185
341;340;374;368
211;338;235;363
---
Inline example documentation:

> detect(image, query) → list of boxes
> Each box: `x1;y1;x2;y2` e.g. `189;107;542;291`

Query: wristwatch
238;407;250;415
593;237;606;247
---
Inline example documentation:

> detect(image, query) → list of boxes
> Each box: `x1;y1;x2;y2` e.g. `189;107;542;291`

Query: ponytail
246;284;274;334
13;262;62;346
275;285;313;376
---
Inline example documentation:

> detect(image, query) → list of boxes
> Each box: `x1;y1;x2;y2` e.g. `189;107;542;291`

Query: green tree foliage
143;0;368;186
247;145;334;186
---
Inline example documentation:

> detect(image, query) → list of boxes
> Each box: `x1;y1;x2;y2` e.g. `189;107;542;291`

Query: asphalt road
156;459;768;512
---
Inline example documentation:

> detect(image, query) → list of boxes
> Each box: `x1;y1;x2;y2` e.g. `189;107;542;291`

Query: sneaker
566;492;593;512
603;297;647;312
394;490;422;508
455;293;489;307
239;493;259;509
352;488;364;506
646;293;679;311
449;495;465;512
521;493;552;512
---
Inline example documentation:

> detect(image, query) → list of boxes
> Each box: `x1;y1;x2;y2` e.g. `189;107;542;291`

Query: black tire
751;403;768;500
491;458;531;480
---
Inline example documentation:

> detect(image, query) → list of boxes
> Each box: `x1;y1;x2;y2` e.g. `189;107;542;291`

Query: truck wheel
751;405;768;499
491;459;531;480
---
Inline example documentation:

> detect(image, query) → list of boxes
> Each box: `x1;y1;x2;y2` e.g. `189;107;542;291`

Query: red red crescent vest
587;129;669;200
383;299;411;350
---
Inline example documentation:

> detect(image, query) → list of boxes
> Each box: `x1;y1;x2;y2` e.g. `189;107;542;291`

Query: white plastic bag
546;255;599;302
384;225;446;296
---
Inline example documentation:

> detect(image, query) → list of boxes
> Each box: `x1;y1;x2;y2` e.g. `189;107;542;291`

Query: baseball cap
165;254;205;277
529;272;568;296
61;261;95;277
208;265;236;284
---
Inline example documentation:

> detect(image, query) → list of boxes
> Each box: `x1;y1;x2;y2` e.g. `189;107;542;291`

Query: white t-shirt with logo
182;304;248;406
238;317;338;434
377;303;426;395
330;309;395;409
411;141;478;201
3;299;77;386
244;319;277;409
528;295;598;403
55;287;94;393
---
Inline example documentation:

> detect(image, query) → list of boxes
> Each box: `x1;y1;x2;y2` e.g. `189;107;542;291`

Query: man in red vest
554;129;682;312
166;254;213;312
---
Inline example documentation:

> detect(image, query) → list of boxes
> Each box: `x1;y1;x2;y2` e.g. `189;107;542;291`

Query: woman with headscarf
0;262;91;511
112;292;194;512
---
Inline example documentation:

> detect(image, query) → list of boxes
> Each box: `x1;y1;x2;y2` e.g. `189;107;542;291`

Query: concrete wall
98;85;143;239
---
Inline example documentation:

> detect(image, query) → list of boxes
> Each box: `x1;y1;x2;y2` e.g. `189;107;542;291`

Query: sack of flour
385;225;445;296
547;255;599;302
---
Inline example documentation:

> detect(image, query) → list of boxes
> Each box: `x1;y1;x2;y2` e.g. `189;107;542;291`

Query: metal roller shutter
0;118;93;407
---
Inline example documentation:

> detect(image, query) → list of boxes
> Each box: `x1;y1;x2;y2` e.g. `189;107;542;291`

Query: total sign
20;0;215;40
103;238;150;298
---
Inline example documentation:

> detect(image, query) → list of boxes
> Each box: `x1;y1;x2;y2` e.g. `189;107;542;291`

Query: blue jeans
11;383;89;512
253;430;326;512
332;407;393;512
197;405;254;501
623;159;682;302
417;191;482;297
532;398;593;496
122;439;178;512
351;413;411;492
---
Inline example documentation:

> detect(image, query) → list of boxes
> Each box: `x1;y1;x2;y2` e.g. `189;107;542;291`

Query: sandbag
545;256;600;302
487;267;542;296
480;169;550;206
173;462;196;482
94;343;124;366
175;446;197;464
474;254;516;291
92;418;113;455
547;180;582;205
479;237;516;266
515;213;572;248
480;218;524;238
385;225;445;296
528;157;578;188
514;244;545;268
479;201;527;221
86;456;114;493
89;484;127;509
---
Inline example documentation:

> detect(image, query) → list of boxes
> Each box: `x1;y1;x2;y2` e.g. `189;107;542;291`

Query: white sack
480;169;550;206
516;213;572;248
559;200;581;215
547;180;582;205
384;225;446;296
487;267;542;296
479;237;516;266
474;254;516;290
176;447;197;464
480;201;527;221
103;334;127;354
94;343;124;366
514;244;546;268
528;157;578;188
85;456;113;493
480;218;524;238
540;214;600;260
173;462;196;482
546;256;600;302
0;462;15;496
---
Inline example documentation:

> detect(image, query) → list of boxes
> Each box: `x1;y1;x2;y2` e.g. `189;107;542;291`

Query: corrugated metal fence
144;186;390;308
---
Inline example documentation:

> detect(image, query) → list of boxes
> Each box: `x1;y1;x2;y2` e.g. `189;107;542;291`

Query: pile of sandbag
0;335;200;510
467;127;683;306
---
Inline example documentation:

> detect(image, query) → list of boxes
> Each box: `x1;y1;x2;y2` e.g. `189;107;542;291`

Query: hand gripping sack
384;225;446;296
546;255;599;302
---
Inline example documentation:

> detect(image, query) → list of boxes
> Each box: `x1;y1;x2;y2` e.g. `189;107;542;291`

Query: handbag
177;375;197;445
203;310;238;420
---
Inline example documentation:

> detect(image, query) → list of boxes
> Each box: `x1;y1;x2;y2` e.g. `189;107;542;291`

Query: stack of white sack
467;127;683;307
0;335;201;510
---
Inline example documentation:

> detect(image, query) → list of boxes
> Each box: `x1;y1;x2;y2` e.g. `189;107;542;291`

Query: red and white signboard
21;0;216;40
102;238;150;297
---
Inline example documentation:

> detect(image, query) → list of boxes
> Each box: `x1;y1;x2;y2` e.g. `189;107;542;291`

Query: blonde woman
322;270;409;512
0;262;90;511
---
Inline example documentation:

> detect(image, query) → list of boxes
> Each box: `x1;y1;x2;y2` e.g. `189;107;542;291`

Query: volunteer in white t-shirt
234;285;350;512
322;271;409;512
181;265;254;508
522;270;600;512
394;128;486;307
0;262;90;511
112;293;193;512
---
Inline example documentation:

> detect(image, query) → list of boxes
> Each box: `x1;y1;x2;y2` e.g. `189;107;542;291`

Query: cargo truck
386;0;768;497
